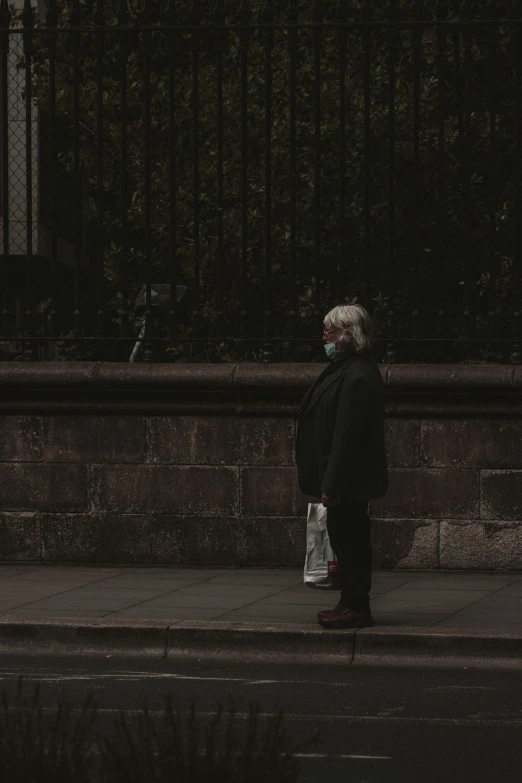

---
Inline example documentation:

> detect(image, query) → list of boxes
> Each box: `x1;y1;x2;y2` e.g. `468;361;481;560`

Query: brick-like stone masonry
0;362;521;569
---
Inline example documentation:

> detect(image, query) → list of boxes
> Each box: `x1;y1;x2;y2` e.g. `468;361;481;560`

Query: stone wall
0;362;521;569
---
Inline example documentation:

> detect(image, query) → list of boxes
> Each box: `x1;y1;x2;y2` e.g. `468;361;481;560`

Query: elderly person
295;304;388;629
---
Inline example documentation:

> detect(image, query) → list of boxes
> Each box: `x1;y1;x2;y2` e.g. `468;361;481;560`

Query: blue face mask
324;342;342;359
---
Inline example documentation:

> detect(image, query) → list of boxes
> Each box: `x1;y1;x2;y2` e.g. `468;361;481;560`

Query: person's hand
321;493;341;508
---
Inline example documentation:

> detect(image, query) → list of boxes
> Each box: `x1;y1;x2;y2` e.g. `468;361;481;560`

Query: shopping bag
303;502;339;589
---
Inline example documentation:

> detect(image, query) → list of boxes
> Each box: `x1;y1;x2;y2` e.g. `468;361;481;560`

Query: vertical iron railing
435;1;447;349
94;0;104;343
118;0;130;340
287;0;297;340
513;2;522;364
165;0;178;338
336;0;347;308
46;0;57;346
212;0;223;340
69;0;81;337
238;0;249;344
0;0;8;339
462;0;475;346
362;0;372;307
213;0;225;340
262;0;274;357
0;2;520;363
486;0;499;345
190;0;200;343
452;7;462;345
141;0;153;362
312;0;322;336
410;0;422;348
383;0;396;364
22;0;33;360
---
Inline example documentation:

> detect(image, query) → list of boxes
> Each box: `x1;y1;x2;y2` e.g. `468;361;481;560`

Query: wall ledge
0;362;520;416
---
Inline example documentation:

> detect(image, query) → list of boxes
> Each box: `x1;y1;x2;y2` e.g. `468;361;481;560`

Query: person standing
295;304;388;629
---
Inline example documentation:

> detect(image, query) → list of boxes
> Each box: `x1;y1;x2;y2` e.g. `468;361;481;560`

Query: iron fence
1;0;522;362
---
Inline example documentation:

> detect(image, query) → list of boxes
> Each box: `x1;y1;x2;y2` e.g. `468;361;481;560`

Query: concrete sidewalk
1;565;522;627
1;565;522;662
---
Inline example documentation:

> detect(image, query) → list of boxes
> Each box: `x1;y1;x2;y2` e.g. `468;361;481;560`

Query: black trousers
326;496;372;611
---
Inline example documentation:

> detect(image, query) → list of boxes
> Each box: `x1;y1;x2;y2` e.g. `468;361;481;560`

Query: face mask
324;342;342;359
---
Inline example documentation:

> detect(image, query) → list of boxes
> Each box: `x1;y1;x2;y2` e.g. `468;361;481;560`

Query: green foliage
8;0;522;360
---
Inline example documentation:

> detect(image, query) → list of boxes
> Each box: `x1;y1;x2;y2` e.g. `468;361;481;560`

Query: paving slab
112;607;225;620
168;584;283;598
121;568;231;577
6;608;112;618
222;605;327;621
4;578;115;591
399;576;518;591
53;585;178;599
371;613;450;627
19;598;142;612
132;594;255;610
206;615;320;627
370;589;493;614
0;567;40;579
471;595;522;608
207;573;303;586
437;608;522;628
492;584;522;598
261;591;341;606
14;567;126;577
99;575;207;589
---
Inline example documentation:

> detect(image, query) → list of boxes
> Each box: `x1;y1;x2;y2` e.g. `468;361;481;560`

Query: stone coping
0;361;520;392
0;362;520;416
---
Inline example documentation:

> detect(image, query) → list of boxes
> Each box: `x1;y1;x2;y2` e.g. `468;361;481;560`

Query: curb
354;626;522;664
168;622;522;665
0;616;521;664
167;621;356;661
0;616;169;657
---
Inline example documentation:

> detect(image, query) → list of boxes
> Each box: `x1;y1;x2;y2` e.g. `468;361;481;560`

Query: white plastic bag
303;502;339;589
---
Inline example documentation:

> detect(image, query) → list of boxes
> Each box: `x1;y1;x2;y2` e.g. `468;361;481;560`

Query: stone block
0;416;43;462
147;416;240;464
371;519;439;569
233;363;323;391
370;468;479;519
513;422;522;468
241;466;307;516
182;516;306;566
91;465;238;514
240;418;295;465
387;363;515;392
0;464;88;512
44;415;146;463
96;362;236;390
440;520;522;570
385;420;419;467
0;513;40;560
0;363;94;389
41;513;182;564
421;420;515;468
481;470;522;520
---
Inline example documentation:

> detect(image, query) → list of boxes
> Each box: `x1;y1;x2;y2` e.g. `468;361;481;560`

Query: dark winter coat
295;349;389;501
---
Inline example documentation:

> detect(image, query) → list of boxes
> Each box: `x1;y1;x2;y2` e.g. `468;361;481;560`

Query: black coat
295;349;389;501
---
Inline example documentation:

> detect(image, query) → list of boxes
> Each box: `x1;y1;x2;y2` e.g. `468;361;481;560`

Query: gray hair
324;304;374;353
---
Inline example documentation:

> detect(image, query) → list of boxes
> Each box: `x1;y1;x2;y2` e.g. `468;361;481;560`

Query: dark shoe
318;607;374;629
317;602;343;621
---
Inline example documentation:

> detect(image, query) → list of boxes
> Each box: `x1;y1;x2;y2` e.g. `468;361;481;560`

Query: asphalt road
0;653;521;782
